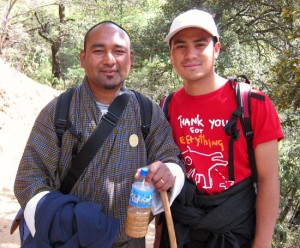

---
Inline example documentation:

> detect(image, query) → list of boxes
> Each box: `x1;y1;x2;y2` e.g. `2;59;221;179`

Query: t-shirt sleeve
251;91;284;148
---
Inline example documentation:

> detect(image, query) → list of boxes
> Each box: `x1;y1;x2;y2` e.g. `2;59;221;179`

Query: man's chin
103;81;124;90
103;86;118;90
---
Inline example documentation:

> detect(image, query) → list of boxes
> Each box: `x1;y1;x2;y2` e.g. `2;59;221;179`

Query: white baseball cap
164;9;219;43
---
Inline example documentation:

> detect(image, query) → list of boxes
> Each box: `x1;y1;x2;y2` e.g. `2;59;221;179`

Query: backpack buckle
103;111;119;126
141;124;150;139
232;129;240;140
245;131;254;138
55;118;68;136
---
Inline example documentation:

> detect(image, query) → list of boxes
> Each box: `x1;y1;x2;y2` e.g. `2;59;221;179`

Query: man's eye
115;50;126;54
196;43;206;48
175;45;185;49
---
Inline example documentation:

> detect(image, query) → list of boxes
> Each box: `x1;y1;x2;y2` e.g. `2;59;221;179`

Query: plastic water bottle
125;167;155;238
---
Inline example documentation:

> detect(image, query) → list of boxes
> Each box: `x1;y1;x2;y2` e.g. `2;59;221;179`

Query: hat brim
164;25;219;43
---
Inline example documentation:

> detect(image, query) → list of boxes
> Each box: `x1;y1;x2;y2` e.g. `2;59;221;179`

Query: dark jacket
21;191;119;248
159;177;256;248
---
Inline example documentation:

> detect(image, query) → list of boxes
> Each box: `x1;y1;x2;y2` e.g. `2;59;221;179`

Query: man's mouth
101;69;117;76
183;62;201;68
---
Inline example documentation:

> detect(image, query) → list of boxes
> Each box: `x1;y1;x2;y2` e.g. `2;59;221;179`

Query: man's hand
135;161;175;192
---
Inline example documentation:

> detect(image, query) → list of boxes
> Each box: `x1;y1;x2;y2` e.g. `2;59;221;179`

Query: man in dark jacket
14;21;185;248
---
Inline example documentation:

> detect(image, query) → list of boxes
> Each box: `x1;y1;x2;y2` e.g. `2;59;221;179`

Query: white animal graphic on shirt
181;146;234;189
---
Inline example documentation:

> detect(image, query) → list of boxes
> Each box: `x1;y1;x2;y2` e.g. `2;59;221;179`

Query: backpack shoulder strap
225;76;265;183
54;87;76;147
131;90;153;139
160;92;174;121
224;78;242;182
236;81;257;182
60;93;130;194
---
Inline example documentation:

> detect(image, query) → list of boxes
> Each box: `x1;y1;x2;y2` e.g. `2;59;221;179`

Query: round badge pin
129;134;139;147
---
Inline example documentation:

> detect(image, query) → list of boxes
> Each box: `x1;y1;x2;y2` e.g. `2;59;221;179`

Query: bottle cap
140;167;149;177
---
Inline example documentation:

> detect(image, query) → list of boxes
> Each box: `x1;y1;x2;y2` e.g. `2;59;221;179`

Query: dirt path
0;59;58;247
0;190;20;248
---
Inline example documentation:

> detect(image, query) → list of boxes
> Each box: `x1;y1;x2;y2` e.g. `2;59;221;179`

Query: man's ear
169;44;174;64
79;50;85;67
214;42;221;59
130;51;135;68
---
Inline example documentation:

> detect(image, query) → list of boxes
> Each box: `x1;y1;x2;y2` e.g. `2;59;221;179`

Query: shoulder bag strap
54;87;76;147
60;93;130;194
131;90;152;139
160;92;174;121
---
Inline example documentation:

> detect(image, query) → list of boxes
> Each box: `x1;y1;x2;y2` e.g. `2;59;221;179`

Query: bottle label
129;185;154;208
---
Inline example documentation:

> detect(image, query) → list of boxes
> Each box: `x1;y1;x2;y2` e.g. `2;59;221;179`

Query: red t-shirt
168;81;284;195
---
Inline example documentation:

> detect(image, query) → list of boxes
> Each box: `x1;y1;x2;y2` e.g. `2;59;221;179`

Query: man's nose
103;52;116;65
184;47;198;60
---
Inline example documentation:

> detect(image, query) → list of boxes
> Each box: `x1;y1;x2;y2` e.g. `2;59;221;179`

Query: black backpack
160;76;265;183
54;87;152;147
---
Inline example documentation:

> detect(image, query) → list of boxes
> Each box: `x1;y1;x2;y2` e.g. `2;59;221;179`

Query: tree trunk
51;42;62;80
36;2;66;84
51;2;66;82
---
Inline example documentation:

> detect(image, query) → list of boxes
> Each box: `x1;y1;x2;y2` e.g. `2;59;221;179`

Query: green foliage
269;4;300;111
273;222;300;248
279;118;300;203
127;57;181;102
63;66;85;90
271;46;300;111
272;108;300;247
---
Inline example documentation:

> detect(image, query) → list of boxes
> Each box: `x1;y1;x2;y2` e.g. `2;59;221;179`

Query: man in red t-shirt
155;9;284;248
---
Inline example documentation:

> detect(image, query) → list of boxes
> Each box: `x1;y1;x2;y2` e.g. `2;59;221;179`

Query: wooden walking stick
160;191;177;248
